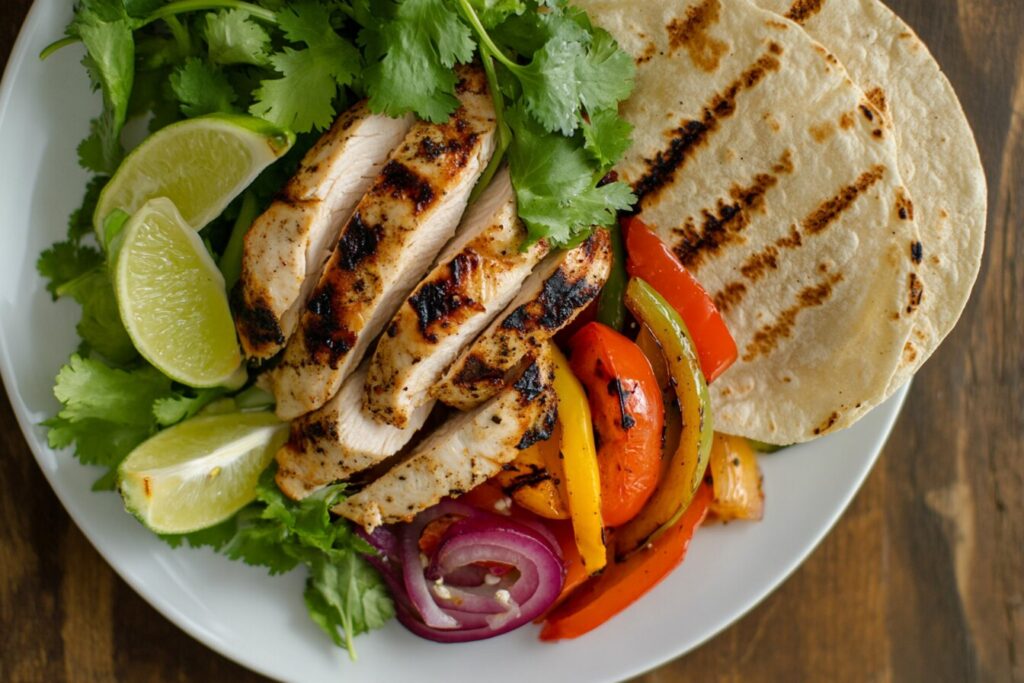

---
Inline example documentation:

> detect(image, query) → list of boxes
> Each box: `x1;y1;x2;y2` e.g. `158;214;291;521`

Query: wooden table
1;1;1020;681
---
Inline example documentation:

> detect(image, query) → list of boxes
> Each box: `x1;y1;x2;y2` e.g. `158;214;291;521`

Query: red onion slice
375;501;566;642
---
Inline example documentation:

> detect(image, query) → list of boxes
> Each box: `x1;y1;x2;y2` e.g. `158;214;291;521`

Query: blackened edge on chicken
231;286;285;352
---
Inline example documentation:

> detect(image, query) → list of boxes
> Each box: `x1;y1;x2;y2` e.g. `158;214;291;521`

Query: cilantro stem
163;16;191;56
142;1;278;27
40;0;278;60
218;191;259;289
453;0;522;73
39;37;78;61
469;43;512;204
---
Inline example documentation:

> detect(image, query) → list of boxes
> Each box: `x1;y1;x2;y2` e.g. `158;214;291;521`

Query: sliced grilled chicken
269;67;497;420
274;362;432;500
363;168;548;429
431;229;612;411
334;348;558;529
233;104;414;361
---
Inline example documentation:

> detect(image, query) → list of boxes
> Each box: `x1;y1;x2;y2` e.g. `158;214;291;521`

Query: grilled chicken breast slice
270;67;497;420
334;349;558;529
234;104;414;361
274;362;432;500
363;168;548;429
431;229;612;411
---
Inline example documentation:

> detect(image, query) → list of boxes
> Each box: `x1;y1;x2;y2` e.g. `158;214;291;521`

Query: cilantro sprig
166;470;394;658
47;0;636;247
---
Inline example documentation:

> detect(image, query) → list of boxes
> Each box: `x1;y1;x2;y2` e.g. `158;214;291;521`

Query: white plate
0;2;910;681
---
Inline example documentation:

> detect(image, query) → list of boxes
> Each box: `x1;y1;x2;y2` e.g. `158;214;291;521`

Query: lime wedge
118;412;287;534
95;114;294;232
114;198;242;387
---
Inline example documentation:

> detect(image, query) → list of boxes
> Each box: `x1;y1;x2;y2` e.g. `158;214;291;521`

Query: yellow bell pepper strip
551;345;607;575
494;422;571;520
709;434;765;522
615;278;714;560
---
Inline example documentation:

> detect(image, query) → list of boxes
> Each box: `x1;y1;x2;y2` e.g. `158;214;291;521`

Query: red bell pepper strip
623;217;738;383
539;482;713;641
568;322;665;528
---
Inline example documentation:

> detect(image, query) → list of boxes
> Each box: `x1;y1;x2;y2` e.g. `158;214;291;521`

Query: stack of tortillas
575;0;987;444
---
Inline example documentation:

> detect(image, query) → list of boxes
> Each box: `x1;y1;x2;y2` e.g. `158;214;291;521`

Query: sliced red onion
370;501;565;642
356;524;400;561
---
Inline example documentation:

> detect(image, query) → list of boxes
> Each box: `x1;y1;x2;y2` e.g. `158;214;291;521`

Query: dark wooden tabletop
1;1;1020;681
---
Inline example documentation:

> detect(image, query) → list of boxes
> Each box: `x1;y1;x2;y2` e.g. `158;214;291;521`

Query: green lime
118;412;288;534
114;198;242;387
95;114;294;232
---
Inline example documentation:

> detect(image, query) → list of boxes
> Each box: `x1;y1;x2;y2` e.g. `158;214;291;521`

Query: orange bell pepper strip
539;482;712;641
623;217;738;383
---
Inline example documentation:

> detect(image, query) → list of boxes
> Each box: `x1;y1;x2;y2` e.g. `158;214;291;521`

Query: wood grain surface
1;1;1020;681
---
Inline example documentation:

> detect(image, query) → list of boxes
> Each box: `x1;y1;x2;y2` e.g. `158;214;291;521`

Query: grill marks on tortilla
785;0;826;25
713;165;888;313
632;46;783;206
907;273;924;314
674;150;794;270
666;0;728;72
713;227;803;313
803;166;886;235
743;271;844;362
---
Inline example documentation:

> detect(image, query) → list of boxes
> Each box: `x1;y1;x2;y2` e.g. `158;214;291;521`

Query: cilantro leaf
305;550;395;653
582;108;634;169
53;355;171;425
468;0;526;29
69;176;109;242
507;105;634;245
56;268;138;365
44;354;177;485
44;416;153;488
170;58;238;117
251;3;360;132
37;242;103;298
576;29;635;114
152;387;226;427
360;0;475;122
69;2;136;173
204;10;271;66
516;34;585;135
169;467;392;659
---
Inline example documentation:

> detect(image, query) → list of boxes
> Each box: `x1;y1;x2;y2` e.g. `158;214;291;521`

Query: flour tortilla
576;0;923;444
753;0;987;397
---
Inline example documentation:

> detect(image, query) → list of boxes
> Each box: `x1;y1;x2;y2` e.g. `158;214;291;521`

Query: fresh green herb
203;9;272;66
44;355;172;489
45;0;636;248
166;469;394;659
169;57;238;116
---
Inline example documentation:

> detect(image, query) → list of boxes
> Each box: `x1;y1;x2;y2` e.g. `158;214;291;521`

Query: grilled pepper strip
709;434;765;522
596;222;628;331
551;345;607;575
569;322;665;527
624;218;737;383
615;278;714;560
540;482;712;641
495;422;570;520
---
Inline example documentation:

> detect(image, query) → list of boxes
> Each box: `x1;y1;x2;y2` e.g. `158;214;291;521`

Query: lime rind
94;114;294;234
